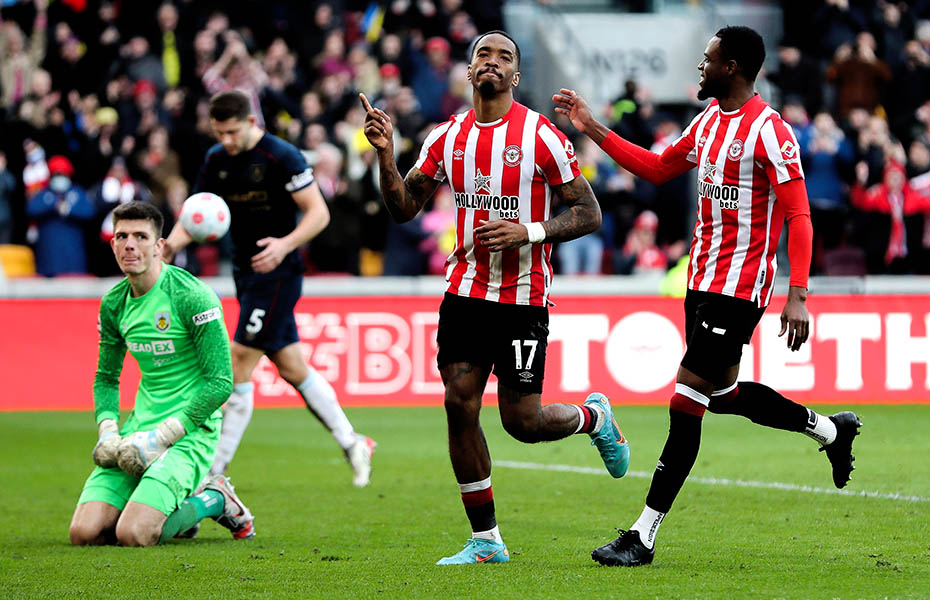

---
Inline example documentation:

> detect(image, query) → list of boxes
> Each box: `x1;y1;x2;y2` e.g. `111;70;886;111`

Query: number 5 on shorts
246;308;266;334
511;339;538;370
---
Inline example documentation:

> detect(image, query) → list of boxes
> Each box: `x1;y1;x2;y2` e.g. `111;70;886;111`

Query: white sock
803;409;837;446
210;382;254;475
472;525;503;544
630;505;665;550
296;369;356;449
572;404;586;434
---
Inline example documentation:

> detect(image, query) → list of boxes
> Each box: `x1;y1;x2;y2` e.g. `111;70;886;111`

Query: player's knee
707;384;740;415
115;519;160;547
69;521;102;546
443;391;480;423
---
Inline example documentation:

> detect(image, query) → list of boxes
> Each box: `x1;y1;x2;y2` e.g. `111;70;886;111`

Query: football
179;192;231;242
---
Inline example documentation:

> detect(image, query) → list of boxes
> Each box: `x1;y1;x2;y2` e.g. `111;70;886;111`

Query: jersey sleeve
757;115;805;185
536;121;581;185
173;284;233;433
93;289;127;425
414;119;453;181
281;143;315;193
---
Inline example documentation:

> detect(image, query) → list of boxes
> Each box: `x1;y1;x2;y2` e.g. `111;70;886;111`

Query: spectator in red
374;62;402;107
851;160;930;272
614;210;668;275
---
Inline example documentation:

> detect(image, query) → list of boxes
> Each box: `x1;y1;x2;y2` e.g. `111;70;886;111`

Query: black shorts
232;270;302;353
436;293;549;393
680;289;766;386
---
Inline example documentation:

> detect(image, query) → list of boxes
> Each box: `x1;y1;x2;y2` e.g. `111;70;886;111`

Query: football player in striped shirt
555;25;862;567
362;30;630;565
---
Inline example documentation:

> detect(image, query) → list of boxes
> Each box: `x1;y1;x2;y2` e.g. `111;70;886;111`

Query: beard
477;79;498;99
697;77;726;101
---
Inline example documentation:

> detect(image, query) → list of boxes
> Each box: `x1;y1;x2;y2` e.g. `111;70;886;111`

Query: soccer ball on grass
179;192;230;242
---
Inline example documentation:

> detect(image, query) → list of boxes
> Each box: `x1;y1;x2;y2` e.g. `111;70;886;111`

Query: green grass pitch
2;405;929;599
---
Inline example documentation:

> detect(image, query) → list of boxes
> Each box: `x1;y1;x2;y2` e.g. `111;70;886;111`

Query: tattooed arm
543;175;602;242
360;93;438;222
381;165;439;224
475;176;601;251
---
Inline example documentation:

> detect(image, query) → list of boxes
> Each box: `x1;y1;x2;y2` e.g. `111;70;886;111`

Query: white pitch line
494;460;930;503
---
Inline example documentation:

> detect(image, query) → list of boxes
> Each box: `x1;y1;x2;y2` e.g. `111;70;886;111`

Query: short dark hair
209;90;252;121
112;201;163;237
715;25;766;82
469;30;521;68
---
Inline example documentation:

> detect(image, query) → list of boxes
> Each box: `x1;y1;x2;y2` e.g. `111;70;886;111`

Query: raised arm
360;93;439;222
553;89;693;186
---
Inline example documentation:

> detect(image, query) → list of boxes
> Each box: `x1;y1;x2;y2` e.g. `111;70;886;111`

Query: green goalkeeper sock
158;490;224;543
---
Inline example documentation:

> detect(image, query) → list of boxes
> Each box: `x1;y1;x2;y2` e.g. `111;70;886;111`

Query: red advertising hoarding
1;295;927;411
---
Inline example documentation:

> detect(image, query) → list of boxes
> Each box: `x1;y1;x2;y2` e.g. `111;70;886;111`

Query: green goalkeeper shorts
77;419;220;516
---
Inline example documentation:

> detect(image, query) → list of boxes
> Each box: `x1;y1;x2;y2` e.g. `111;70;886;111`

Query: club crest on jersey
502;144;523;167
474;168;493;194
154;311;170;332
250;164;266;183
727;139;744;160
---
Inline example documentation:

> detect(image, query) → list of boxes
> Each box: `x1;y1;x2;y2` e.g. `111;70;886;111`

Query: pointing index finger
359;93;373;112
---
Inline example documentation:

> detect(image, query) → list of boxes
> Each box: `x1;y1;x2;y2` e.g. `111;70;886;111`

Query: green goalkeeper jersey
94;264;233;434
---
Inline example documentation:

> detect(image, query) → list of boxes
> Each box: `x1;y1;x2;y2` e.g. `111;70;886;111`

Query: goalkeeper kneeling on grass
69;201;255;547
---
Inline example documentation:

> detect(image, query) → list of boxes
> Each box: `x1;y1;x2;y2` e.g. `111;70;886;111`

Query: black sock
645;409;703;513
709;381;809;432
462;487;496;532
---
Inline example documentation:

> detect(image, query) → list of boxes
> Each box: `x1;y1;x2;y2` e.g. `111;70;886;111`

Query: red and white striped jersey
671;94;804;306
415;101;581;306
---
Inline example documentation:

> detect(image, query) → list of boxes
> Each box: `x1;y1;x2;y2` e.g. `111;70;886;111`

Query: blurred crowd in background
0;0;928;279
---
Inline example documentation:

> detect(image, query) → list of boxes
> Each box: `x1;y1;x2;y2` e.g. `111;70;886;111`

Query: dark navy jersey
194;133;315;274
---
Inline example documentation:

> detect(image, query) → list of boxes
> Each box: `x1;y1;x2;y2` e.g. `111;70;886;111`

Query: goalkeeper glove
117;417;186;477
92;419;121;468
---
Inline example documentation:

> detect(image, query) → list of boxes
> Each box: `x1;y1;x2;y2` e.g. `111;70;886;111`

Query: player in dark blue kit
163;91;375;490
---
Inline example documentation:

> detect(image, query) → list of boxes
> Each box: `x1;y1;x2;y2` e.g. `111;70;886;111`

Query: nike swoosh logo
610;416;627;444
476;551;499;562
